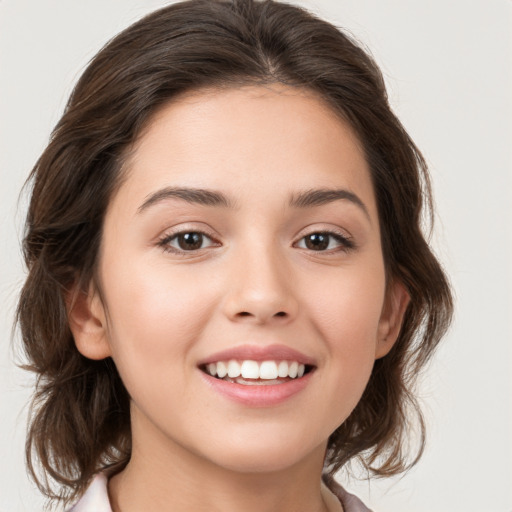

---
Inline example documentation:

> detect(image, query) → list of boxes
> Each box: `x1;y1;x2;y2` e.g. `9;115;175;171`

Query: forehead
115;84;376;217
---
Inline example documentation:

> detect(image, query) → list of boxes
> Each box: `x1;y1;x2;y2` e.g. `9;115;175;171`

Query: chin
198;429;326;475
213;452;308;475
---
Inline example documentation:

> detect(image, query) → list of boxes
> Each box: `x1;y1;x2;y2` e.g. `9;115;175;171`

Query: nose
222;246;298;325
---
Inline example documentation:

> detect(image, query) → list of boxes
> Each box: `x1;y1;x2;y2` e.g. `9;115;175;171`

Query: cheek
307;261;386;346
98;259;224;428
303;262;386;411
99;256;219;374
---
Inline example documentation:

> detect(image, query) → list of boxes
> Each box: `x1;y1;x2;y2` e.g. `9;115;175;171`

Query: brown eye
304;233;329;250
176;232;204;250
296;231;353;252
160;231;216;252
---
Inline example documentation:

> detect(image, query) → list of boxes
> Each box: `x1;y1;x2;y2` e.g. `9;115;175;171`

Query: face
72;85;407;475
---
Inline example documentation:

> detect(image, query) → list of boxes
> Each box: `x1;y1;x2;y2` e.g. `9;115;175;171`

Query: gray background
1;1;511;511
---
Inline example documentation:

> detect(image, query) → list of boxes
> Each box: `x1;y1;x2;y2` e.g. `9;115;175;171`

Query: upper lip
197;344;317;367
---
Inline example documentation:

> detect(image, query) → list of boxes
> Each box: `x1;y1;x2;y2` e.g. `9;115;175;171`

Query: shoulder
323;474;374;512
66;473;112;512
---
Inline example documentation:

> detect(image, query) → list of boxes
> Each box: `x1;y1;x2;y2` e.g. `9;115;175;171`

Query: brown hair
17;0;453;505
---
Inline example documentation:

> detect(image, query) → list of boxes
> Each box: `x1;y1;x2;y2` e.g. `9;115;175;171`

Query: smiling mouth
200;359;315;385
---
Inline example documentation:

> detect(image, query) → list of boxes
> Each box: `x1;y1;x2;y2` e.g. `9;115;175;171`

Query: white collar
67;473;112;512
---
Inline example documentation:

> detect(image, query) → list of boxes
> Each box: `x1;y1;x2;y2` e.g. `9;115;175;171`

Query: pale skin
69;84;409;512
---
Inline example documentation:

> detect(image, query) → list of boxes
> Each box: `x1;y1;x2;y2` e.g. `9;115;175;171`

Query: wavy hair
17;0;453;505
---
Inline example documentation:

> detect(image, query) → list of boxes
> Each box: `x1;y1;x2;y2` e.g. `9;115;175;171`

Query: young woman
17;1;453;511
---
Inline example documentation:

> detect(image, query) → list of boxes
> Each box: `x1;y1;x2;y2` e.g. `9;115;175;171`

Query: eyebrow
138;186;234;213
137;185;370;221
290;188;370;220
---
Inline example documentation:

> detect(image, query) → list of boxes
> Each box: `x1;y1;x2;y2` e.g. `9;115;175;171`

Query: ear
66;282;112;360
375;280;410;359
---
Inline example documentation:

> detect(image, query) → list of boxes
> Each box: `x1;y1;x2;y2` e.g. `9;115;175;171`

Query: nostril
231;310;290;322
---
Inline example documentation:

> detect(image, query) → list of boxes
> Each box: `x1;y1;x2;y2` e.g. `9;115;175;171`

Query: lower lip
200;371;314;407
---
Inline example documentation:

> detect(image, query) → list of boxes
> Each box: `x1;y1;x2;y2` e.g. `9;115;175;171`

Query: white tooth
227;360;241;378
288;361;299;378
259;361;278;379
297;363;305;377
207;363;217;376
241;360;259;379
277;361;289;378
217;361;227;378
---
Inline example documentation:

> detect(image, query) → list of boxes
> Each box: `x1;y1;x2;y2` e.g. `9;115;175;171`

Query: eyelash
157;229;355;255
